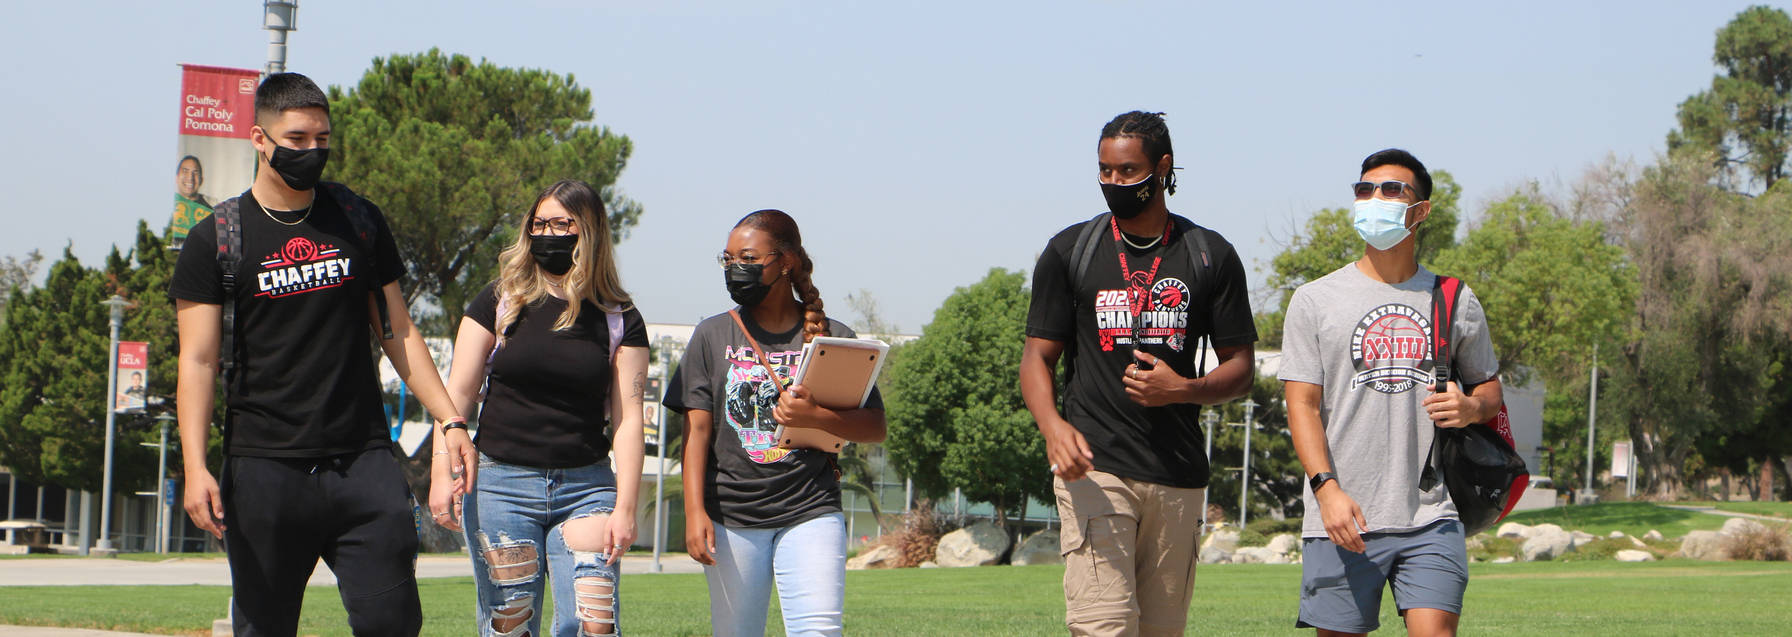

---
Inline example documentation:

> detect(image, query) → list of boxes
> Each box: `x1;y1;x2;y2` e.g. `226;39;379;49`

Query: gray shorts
1296;518;1468;633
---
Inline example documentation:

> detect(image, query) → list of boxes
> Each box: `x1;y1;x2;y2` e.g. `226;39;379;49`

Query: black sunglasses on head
1352;180;1421;200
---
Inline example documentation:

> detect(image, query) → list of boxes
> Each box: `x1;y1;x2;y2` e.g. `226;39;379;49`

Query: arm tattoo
630;372;646;400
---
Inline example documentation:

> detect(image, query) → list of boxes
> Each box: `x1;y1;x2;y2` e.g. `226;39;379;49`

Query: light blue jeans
463;454;621;637
704;512;847;637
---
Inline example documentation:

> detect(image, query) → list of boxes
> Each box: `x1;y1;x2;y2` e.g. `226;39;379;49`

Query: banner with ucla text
169;65;260;247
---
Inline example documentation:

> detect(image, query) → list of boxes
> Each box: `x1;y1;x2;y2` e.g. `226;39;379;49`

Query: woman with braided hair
664;209;887;637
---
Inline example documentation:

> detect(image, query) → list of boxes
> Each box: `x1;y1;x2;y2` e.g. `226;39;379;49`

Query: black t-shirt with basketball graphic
170;188;406;458
1026;214;1257;489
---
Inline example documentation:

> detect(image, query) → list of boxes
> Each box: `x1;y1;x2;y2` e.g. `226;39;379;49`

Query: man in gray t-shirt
1280;149;1502;637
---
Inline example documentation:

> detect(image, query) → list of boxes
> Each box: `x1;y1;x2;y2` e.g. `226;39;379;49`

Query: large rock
1496;522;1532;539
1530;523;1565;536
1678;530;1730;561
1198;546;1232;564
919;561;938;568
1492;556;1516;564
1570;531;1599;549
1607;530;1627;539
1720;518;1767;536
1643;530;1664;541
1263;551;1290;565
1615;550;1655;562
1266;534;1300;556
1011;529;1063;566
1629;535;1647;548
934;521;1012;567
846;544;901;570
1231;547;1270;564
1202;526;1240;552
1522;528;1575;561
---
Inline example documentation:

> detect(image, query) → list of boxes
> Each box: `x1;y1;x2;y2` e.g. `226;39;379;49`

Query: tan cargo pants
1055;471;1205;637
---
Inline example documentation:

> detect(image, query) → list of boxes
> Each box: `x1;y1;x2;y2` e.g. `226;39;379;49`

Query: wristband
441;417;468;434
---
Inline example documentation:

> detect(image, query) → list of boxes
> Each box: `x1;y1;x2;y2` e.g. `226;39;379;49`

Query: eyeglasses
1352;180;1421;200
716;251;781;269
530;217;577;235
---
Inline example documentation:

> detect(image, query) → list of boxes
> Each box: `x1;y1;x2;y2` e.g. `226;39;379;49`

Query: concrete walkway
1657;504;1792;523
0;553;703;586
0;627;164;637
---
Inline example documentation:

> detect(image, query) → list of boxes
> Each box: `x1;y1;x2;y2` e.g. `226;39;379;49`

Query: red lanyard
1111;216;1174;320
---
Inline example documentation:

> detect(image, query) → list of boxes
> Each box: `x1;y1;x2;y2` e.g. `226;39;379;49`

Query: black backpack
213;182;393;381
1064;211;1218;377
1420;274;1529;536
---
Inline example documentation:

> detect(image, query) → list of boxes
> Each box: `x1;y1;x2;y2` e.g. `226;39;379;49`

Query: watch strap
1309;471;1337;492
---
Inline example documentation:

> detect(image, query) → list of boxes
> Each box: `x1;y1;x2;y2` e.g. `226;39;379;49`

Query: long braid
790;248;830;343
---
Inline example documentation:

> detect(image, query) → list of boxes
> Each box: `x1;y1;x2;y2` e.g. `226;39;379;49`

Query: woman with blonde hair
665;209;887;637
432;179;648;637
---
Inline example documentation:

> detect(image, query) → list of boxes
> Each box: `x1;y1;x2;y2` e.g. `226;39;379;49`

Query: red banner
115;341;149;414
178;65;259;139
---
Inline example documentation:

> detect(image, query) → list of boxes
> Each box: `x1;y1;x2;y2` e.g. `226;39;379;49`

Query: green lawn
4;561;1790;636
1682;501;1792;519
1498;502;1731;538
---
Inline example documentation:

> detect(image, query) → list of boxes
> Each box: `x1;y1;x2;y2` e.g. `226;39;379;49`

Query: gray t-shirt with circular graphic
1279;263;1499;538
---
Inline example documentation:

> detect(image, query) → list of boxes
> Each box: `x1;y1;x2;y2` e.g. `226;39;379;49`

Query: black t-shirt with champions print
1026;213;1257;489
664;311;884;529
465;282;649;469
169;188;406;458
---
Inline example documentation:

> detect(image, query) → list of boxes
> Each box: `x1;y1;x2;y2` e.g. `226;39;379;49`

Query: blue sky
0;1;1763;331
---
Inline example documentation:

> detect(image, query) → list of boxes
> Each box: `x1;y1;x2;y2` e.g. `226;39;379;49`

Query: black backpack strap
322;182;393;341
1420;274;1464;491
1067;212;1112;298
1170;214;1216;375
214;198;244;374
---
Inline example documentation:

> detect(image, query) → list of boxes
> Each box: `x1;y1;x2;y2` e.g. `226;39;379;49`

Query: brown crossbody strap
728;310;788;387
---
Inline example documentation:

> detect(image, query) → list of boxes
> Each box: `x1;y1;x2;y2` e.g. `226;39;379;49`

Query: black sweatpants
223;446;422;637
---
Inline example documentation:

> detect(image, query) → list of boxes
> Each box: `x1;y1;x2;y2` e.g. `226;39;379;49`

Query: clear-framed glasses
716;251;781;269
1352;180;1420;200
530;217;577;235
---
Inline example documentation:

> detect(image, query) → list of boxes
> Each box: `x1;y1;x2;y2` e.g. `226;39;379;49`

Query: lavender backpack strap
480;296;510;401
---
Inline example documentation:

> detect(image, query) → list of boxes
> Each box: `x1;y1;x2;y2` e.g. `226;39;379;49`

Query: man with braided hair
1022;111;1259;636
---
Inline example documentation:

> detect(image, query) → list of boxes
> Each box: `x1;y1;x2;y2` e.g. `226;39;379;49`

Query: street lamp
97;295;131;553
650;334;684;574
1226;399;1259;529
263;1;298;75
150;413;175;554
1201;409;1218;531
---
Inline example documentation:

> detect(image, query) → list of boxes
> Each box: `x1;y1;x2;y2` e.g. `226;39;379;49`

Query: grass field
1687;501;1792;518
4;561;1790;636
1497;502;1732;538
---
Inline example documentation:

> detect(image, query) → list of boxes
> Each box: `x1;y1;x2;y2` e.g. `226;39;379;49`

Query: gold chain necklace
256;196;314;226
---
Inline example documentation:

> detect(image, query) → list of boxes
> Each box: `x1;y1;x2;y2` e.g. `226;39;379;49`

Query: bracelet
440;416;468;434
432;451;450;456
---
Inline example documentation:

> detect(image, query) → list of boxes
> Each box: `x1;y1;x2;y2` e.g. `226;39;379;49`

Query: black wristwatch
1309;472;1337;492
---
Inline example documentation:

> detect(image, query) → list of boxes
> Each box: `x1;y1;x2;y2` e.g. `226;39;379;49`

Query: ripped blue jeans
464;453;621;637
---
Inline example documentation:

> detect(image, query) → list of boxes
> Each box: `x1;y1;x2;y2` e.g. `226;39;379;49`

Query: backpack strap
1419;274;1465;491
1067;212;1112;298
214;198;244;375
321;182;393;341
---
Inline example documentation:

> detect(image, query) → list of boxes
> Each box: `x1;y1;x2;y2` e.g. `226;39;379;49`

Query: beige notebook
775;337;889;452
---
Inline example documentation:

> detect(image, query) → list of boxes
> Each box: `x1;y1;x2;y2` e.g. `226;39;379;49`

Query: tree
1601;158;1792;499
324;49;642;334
1203;375;1305;523
1669;6;1792;188
1260;171;1461;347
0;249;43;327
883;268;1044;526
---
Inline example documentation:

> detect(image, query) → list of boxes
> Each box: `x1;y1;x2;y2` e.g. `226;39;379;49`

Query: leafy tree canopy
1669;5;1792;187
325;49;641;333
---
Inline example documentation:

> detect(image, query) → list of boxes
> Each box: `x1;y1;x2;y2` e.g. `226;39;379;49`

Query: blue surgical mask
1353;198;1419;251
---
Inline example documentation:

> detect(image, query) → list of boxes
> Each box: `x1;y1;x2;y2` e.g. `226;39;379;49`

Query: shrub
1558;538;1630;562
1468;535;1521;562
1236;529;1269;548
868;503;966;568
1247;517;1303;537
1726;523;1791;561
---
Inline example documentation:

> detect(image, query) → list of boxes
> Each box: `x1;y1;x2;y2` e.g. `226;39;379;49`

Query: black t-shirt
1025;213;1257;488
663;311;884;529
169;189;406;458
465;283;649;468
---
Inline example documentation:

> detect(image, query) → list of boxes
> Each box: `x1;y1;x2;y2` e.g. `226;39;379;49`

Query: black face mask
266;143;330;191
530;235;578;276
1101;174;1158;220
725;263;784;307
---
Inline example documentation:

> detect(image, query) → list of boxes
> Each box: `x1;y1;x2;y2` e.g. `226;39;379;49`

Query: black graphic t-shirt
1026;214;1257;489
465;283;649;469
664;311;884;529
169;189;405;458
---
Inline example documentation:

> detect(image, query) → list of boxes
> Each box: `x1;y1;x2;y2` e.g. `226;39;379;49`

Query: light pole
650;335;682;574
153;414;175;554
1582;346;1598;504
263;1;298;75
97;295;130;552
1201;409;1218;530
